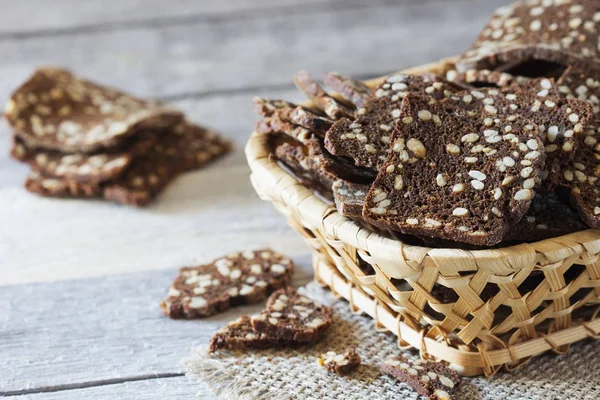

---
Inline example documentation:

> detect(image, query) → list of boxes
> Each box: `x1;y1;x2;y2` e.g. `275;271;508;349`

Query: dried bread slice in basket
362;93;545;246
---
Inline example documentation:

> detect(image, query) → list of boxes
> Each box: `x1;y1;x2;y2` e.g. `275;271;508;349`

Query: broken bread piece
363;93;545;246
251;287;333;343
161;249;294;319
332;180;369;219
381;355;461;400
4;66;182;153
318;349;361;375
208;316;289;353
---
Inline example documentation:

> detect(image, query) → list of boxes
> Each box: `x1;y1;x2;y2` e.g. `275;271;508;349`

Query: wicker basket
246;57;600;376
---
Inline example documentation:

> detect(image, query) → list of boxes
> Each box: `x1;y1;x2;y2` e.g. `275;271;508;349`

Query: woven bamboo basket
246;57;600;376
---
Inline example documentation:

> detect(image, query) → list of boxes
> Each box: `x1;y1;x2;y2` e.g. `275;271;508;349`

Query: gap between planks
0;0;455;40
0;373;184;397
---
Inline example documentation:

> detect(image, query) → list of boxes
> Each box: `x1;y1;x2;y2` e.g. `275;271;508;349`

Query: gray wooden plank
0;261;314;393
0;87;313;285
0;0;379;36
6;376;208;400
6;376;206;399
0;0;507;102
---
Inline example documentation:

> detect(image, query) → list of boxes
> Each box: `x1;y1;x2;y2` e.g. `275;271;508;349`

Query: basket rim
245;58;600;276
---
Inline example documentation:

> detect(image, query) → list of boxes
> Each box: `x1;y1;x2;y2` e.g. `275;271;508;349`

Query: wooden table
0;1;508;398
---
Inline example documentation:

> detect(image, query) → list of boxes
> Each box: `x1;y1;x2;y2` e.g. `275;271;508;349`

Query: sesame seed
418;110;432;121
452;207;469;217
436;174;447;187
471;180;485;190
468;170;486;181
452;183;465;193
514;189;532;201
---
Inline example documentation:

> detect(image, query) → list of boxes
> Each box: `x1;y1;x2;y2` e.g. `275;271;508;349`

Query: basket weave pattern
246;59;600;376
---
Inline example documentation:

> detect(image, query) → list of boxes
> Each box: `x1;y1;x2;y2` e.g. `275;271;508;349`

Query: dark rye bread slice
274;136;334;201
25;170;102;198
255;114;313;142
445;69;528;90
293;70;354;120
161;249;294;319
559;122;600;228
12;130;158;183
4;67;183;153
456;1;600;76
446;81;592;184
322;72;373;108
332;180;369;218
504;191;587;242
251;287;333;343
208;315;289;353
253;97;332;136
557;66;600;116
24;121;232;206
363;94;545;246
325;73;455;171
289;107;333;135
252;97;298;119
381;355;461;400
103;120;231;206
318;349;361;375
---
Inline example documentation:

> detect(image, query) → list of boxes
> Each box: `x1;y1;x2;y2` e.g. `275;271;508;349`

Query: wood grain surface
0;0;510;398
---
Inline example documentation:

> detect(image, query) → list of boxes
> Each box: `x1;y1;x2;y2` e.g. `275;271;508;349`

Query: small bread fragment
251;287;333;343
5;66;182;153
318;349;361;375
381;355;461;400
332;180;369;219
363;94;545;246
161;249;294;319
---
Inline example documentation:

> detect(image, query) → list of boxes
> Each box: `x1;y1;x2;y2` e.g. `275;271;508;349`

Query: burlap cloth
185;283;600;400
